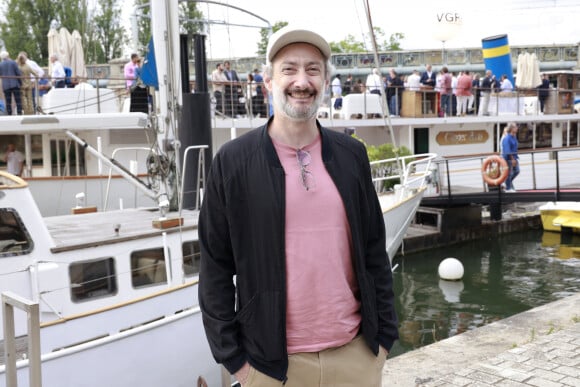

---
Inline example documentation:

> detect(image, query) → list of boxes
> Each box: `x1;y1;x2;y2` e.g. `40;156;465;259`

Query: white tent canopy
515;52;541;89
47;25;87;80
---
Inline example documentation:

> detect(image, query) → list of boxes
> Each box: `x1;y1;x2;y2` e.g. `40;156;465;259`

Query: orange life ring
481;155;509;186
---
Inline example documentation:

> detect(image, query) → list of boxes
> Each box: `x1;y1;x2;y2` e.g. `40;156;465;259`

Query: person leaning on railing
49;53;66;88
16;52;38;115
0;51;23;115
479;70;494;116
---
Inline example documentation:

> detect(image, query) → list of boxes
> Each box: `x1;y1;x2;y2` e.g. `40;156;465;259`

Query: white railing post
1;291;42;387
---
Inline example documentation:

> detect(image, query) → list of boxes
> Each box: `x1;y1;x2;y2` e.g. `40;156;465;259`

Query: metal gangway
421;147;580;219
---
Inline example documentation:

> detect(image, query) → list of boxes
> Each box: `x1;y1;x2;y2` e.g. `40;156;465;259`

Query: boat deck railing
370;153;438;194
1;71;578;120
1;291;42;387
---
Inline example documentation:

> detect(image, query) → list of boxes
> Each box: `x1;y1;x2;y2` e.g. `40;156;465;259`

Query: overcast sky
123;0;580;59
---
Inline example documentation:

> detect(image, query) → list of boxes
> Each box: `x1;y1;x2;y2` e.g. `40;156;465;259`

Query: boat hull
539;202;580;233
381;187;426;260
0;285;225;387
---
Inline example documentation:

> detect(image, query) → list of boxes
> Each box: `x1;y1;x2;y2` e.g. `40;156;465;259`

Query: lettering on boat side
436;130;489;145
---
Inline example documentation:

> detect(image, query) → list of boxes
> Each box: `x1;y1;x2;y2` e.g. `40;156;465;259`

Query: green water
389;229;580;358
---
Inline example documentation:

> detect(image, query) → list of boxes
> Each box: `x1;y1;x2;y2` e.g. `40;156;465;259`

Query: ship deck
44;207;199;253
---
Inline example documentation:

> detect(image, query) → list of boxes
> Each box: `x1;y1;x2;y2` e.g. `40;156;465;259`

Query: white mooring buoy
438;257;464;280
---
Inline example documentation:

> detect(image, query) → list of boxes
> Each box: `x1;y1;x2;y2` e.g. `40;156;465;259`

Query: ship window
50;139;86;176
182;240;200;276
0;208;33;257
538;48;559;62
446;50;465;65
0;135;43;167
131;247;167;287
564;47;577;62
70;258;117;302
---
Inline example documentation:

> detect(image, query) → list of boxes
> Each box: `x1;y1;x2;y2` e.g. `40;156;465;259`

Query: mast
362;0;398;150
150;0;182;209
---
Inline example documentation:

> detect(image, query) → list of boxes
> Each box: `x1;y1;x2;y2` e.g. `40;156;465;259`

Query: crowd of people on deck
204;60;553;120
211;61;268;118
323;65;552;118
0;46;554;119
0;50;76;116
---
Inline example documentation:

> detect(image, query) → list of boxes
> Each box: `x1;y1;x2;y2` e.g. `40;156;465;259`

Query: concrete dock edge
382;292;580;386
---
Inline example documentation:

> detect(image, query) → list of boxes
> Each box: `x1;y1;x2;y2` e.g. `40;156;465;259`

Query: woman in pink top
456;70;473;116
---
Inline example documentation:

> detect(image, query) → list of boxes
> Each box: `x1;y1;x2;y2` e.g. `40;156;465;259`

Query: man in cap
199;25;398;386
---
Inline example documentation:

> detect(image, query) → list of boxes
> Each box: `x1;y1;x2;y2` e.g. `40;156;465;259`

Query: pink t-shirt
272;134;361;354
456;74;472;96
124;61;138;89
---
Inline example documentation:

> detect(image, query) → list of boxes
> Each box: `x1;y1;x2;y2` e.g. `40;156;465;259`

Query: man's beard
272;85;324;121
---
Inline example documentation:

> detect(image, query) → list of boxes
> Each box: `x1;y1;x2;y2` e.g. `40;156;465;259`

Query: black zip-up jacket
198;121;398;382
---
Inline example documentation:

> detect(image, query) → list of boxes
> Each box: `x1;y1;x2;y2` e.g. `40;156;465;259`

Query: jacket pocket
237;290;284;361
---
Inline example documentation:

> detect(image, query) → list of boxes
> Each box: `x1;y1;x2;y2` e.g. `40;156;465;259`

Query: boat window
424;51;442;65
332;55;353;69
0;135;43;168
468;49;483;64
564;47;577;62
50;139;86;176
131;247;168;287
0;208;33;257
402;52;422;67
69;258;117;302
182;240;200;276
446;50;465;65
538;47;560;62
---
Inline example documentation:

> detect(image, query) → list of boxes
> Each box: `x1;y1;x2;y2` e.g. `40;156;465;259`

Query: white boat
0;1;230;386
370;153;437;259
0;171;226;387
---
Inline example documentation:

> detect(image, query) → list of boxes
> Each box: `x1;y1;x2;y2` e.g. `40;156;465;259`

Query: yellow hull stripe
482;45;510;59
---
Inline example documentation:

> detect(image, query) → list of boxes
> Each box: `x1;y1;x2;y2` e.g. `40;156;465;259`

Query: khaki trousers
244;335;385;387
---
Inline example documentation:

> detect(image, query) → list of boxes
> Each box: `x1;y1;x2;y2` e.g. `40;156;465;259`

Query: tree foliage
329;34;366;53
133;0;151;54
0;0;123;66
132;0;202;59
86;0;126;63
177;1;204;59
254;21;404;56
0;0;60;65
0;1;403;67
330;28;405;53
256;21;288;56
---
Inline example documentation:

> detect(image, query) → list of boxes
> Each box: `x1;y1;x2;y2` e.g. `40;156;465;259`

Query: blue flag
139;37;159;90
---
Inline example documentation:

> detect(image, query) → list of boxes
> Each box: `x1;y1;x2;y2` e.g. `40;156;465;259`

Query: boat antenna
362;0;399;154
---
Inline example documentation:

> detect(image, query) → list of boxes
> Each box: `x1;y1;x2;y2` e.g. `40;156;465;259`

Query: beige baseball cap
266;26;331;63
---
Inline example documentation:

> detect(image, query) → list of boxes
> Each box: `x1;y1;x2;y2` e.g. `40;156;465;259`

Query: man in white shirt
365;68;382;95
500;75;513;92
211;63;228;115
406;70;421;91
50;54;66;88
4;144;24;176
331;74;342;97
